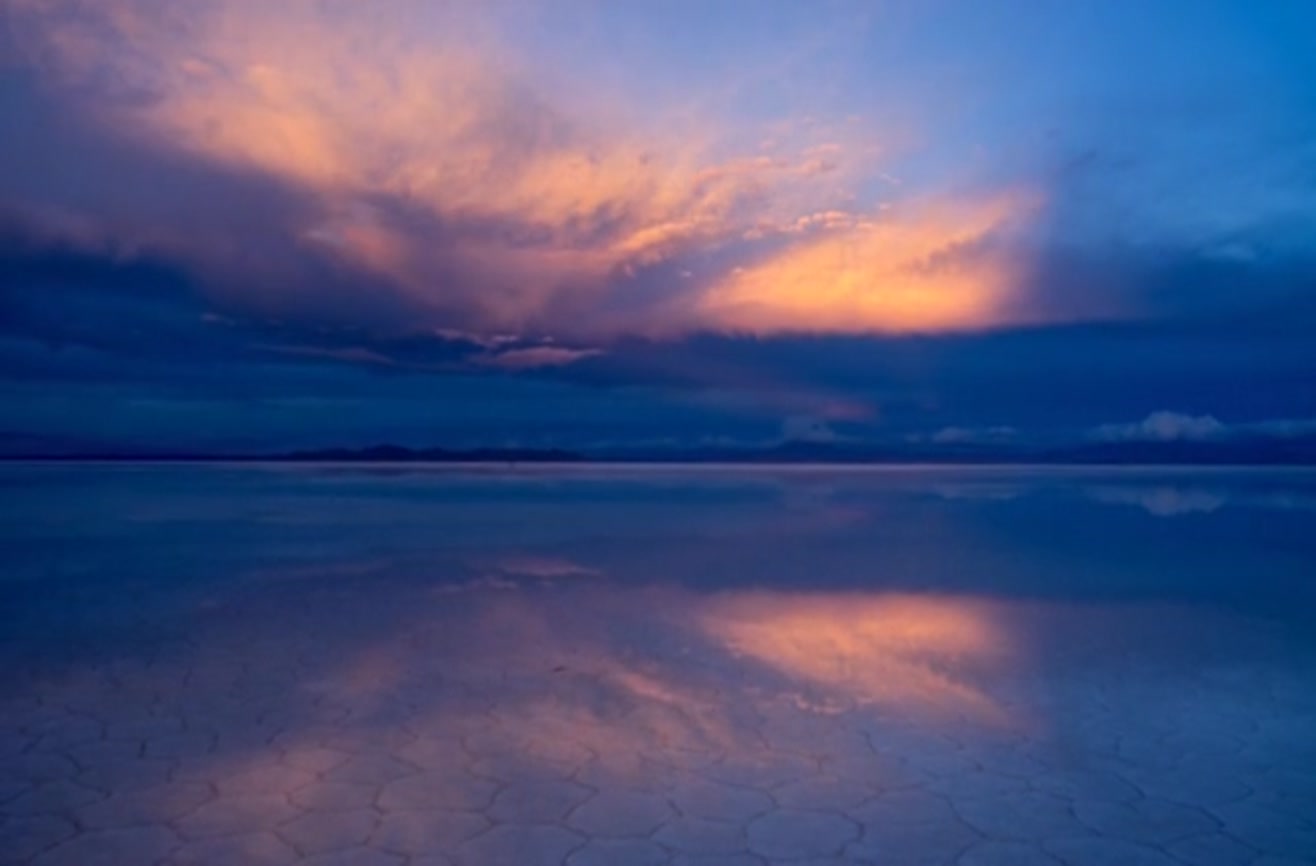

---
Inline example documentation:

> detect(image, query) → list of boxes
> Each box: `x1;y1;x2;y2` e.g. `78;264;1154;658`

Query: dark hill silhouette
5;434;1316;465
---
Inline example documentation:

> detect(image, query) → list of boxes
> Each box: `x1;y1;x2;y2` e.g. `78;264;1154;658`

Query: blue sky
2;0;1315;453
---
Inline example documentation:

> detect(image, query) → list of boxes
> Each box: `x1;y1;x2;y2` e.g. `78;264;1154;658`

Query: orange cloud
698;196;1035;334
6;0;1040;338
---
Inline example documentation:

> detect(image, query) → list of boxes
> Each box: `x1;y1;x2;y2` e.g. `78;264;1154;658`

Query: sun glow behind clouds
7;0;1038;337
699;196;1034;334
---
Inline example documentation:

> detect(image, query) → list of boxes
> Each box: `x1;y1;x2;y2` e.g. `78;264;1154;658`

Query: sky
2;0;1315;454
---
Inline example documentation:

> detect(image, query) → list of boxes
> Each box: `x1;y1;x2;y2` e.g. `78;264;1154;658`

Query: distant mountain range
7;434;1316;464
279;444;585;463
0;444;584;463
593;435;1316;465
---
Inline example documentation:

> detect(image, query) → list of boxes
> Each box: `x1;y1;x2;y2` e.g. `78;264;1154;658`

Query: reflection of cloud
435;556;604;594
1084;482;1316;516
355;585;1027;799
310;644;410;700
433;575;524;595
414;588;748;768
488;556;602;580
930;482;1025;502
1086;485;1227;517
699;592;1011;723
15;537;1308;864
303;584;1023;789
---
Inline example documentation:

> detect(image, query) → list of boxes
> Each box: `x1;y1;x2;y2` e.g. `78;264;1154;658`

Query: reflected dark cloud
1086;485;1227;517
1085;482;1316;517
925;467;1316;517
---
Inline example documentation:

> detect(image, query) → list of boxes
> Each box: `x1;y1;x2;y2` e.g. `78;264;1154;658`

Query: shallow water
2;464;1314;865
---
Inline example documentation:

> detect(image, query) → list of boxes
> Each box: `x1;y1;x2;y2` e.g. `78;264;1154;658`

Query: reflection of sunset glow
385;585;1021;779
701;592;1011;721
314;644;409;701
165;580;1029;830
442;589;746;762
10;468;1312;865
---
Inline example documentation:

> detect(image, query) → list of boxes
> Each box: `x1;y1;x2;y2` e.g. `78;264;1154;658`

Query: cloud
2;0;1038;340
6;1;1315;456
928;425;1017;445
780;415;844;444
1093;411;1227;442
1092;411;1316;443
1248;418;1316;438
476;345;602;370
258;345;403;369
697;195;1037;334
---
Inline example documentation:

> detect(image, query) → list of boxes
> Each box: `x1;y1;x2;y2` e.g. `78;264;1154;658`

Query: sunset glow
2;0;1313;455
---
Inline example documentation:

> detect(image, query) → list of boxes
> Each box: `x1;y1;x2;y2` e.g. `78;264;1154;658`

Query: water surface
2;464;1314;865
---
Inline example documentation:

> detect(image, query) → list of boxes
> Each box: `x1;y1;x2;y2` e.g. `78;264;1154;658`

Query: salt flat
1;465;1314;865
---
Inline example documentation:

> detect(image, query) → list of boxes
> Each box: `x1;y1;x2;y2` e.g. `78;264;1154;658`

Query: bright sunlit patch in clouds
699;195;1036;334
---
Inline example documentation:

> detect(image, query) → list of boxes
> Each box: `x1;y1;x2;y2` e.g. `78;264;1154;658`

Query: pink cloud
5;0;1042;340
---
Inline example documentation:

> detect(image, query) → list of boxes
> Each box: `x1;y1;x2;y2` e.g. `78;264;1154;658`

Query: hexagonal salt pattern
4;504;1316;865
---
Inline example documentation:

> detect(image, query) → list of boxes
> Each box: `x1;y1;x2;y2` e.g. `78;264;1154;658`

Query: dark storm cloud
5;216;1316;453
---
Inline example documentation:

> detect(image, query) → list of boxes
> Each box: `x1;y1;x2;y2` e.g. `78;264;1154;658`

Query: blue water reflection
1;465;1313;864
4;464;1314;623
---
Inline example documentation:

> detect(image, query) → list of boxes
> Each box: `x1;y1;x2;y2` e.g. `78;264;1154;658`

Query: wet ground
2;464;1314;865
